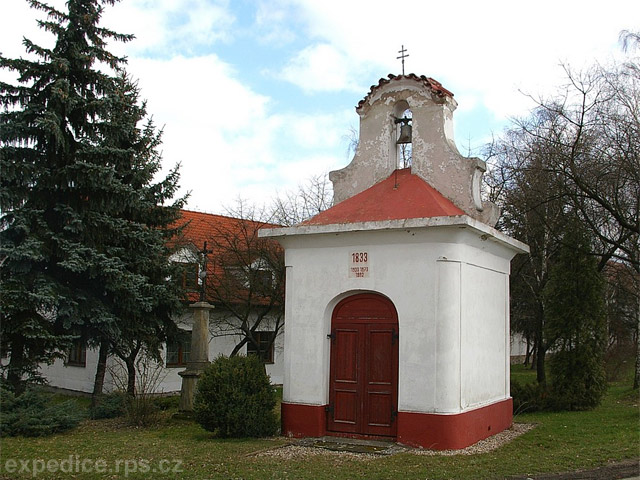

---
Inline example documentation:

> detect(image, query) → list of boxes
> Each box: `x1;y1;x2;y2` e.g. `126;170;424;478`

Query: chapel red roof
302;168;464;226
357;74;454;112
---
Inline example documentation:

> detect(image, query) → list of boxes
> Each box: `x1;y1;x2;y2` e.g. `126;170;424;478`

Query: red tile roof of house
171;210;282;304
357;74;454;112
173;210;281;247
175;210;249;247
302;168;464;226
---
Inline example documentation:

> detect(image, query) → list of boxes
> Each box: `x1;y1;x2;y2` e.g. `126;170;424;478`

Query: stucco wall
279;224;515;415
38;310;285;394
39;349;106;394
460;263;509;409
330;76;500;225
510;332;528;358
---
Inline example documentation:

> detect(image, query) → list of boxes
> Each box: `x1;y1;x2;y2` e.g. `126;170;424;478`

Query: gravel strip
254;423;536;460
412;423;536;456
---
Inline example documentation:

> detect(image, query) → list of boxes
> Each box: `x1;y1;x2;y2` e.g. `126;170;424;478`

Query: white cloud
281;0;636;120
124;55;273;211
279;43;365;93
104;0;235;57
4;0;638;215
254;0;298;46
124;54;353;212
0;0;64;59
277;153;343;183
285;110;352;149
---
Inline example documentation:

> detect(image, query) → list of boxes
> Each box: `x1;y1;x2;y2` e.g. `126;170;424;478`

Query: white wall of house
271;218;525;416
38;310;285;394
39;348;109;394
510;332;528;358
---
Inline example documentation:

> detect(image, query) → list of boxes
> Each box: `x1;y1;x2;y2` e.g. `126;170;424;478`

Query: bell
397;123;412;144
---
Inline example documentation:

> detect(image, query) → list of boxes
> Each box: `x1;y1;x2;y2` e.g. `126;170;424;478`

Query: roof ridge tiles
357;74;454;111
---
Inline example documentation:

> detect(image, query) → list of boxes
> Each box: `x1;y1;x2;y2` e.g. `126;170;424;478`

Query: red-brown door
327;294;398;438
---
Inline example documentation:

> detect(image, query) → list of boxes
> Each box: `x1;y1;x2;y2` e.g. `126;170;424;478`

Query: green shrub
543;221;608;411
547;349;607;411
153;395;180;411
194;355;277;438
90;391;167;425
511;379;548;414
89;392;127;419
0;388;84;437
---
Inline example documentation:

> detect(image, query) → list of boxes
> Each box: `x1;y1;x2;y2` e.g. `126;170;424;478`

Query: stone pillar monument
179;301;214;411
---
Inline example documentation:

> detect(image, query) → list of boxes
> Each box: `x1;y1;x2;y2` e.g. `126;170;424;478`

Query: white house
261;74;528;449
39;210;285;394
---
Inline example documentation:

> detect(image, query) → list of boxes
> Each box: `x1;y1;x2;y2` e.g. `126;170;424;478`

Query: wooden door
327;294;398;438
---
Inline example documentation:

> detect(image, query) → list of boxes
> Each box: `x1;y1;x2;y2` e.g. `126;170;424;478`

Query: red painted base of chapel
281;398;513;450
396;399;513;450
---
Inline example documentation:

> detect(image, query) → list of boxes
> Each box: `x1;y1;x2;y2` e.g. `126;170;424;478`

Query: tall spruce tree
89;72;187;397
0;0;186;394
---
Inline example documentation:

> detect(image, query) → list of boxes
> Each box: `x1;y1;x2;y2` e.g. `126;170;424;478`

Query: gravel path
255;423;535;460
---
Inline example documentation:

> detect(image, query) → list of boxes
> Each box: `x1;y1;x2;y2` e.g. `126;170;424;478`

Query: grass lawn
0;367;637;480
510;363;540;385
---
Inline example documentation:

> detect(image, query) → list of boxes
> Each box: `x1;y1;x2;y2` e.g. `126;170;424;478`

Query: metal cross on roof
397;45;409;75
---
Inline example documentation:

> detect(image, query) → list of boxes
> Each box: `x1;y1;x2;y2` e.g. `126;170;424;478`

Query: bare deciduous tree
487;49;640;388
205;201;285;361
269;173;333;226
205;172;334;365
485;113;571;385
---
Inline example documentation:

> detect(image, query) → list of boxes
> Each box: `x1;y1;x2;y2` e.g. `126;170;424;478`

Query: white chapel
261;73;528;449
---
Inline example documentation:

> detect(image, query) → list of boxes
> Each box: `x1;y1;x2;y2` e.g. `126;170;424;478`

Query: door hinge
391;409;398;423
327;332;335;340
325;405;334;417
392;329;399;345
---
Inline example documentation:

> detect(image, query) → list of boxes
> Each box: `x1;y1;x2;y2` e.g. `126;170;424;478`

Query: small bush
90;391;165;426
125;394;161;427
153;395;180;411
547;349;607;411
0;388;84;437
194;355;277;438
106;355;168;426
511;380;548;414
89;392;127;419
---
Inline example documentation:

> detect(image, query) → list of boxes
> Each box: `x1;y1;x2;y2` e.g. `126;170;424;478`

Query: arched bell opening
392;101;412;169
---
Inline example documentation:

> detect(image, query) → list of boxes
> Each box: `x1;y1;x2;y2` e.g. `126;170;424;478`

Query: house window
67;339;86;367
166;331;191;367
247;331;275;364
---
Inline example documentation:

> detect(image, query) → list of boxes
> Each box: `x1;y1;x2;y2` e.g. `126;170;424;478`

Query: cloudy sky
1;0;637;214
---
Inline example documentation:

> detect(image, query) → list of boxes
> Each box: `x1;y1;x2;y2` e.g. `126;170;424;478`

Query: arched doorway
327;293;399;438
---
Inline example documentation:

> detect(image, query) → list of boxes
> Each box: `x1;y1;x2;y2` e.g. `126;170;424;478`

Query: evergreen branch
22;38;54;62
27;0;68;23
